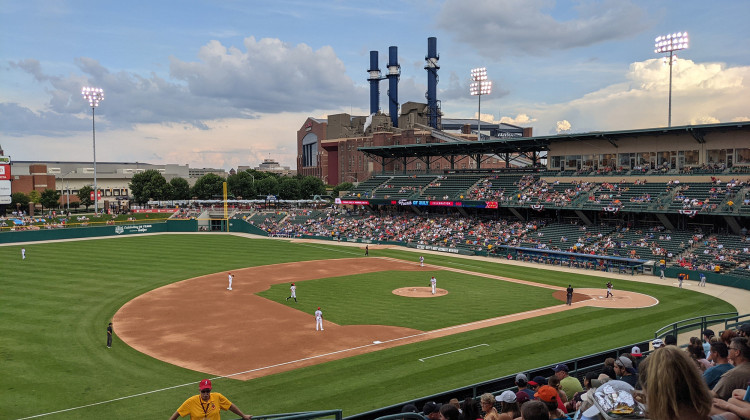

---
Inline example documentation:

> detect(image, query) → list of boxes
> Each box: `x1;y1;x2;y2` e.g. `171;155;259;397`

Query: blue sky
1;0;749;170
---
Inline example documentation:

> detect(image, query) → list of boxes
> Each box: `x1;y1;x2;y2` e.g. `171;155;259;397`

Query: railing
653;312;744;340
250;410;343;420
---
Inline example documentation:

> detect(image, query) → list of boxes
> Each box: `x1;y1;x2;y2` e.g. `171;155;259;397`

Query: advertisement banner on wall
0;180;10;195
0;164;10;181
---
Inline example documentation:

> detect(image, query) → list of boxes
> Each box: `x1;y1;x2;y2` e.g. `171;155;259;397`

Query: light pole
470;67;492;140
60;170;74;212
654;32;688;127
81;86;104;214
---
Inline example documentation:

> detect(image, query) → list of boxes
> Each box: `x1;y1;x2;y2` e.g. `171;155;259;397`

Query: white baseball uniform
420;256;424;267
430;276;437;295
22;248;26;260
287;284;297;302
227;273;233;290
315;309;323;331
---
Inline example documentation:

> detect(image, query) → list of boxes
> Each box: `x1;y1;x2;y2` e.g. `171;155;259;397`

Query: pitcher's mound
393;287;448;297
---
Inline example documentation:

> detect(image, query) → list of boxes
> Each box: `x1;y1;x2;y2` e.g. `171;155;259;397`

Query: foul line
419;344;489;362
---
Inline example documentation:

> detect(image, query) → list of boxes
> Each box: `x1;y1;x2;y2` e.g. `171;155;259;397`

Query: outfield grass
0;235;736;419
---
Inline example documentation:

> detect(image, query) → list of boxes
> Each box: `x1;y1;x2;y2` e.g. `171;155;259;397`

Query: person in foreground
638;346;738;420
169;379;252;420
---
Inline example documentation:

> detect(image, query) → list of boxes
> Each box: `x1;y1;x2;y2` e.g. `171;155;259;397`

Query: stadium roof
358;121;750;159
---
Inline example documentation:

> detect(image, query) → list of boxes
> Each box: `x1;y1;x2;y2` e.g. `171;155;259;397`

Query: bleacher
418;174;486;200
370;175;436;199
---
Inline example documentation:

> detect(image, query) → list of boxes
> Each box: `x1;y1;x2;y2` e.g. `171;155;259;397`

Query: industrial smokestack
387;46;400;128
368;51;381;116
425;37;440;129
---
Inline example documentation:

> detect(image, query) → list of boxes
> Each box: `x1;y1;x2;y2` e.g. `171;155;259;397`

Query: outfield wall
0;219;197;243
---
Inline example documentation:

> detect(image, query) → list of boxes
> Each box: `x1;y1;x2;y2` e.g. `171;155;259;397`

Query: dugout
494;246;647;274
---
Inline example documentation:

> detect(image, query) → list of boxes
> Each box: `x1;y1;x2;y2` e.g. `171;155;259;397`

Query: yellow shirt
177;393;232;419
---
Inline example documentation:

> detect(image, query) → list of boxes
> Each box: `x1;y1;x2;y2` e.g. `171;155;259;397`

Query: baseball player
419;256;424;267
606;281;614;298
430;276;437;295
678;272;686;288
566;285;574;305
699;272;706;287
22;248;26;260
227;272;233;290
659;258;666;279
315;307;324;331
106;322;113;348
286;283;297;302
365;245;369;256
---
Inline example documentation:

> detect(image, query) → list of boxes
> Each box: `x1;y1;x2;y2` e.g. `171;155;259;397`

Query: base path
114;257;657;380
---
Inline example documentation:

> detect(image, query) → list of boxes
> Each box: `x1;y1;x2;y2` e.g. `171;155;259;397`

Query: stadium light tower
470;67;492;140
654;31;689;127
81;87;104;215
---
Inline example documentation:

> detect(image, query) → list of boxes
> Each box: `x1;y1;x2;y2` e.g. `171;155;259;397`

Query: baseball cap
703;329;715;337
739;324;750;334
422;402;441;415
652;338;664;349
552;363;569;372
535;385;558;403
615;356;633;369
199;379;212;390
516;373;528;384
318;307;321;310
401;404;418;413
532;375;548;386
515;391;530;404
631;346;642;357
496;390;517;404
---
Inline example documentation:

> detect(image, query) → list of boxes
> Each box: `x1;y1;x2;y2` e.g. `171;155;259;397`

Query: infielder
419;256;424;267
699;272;706;287
678;272;686;288
315;307;324;331
286;283;297;302
430;276;437;295
606;281;614;298
227;272;233;290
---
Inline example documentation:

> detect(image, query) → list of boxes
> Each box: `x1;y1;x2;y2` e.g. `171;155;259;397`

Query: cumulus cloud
436;0;650;56
500;113;537;125
556;120;572;133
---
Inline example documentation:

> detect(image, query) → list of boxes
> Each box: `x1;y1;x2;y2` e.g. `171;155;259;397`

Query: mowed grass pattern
263;270;560;330
0;235;737;419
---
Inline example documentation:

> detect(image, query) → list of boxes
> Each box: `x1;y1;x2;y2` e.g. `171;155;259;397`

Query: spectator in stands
665;334;678;346
704;329;716;355
516;373;536;403
460;397;482;420
638;346;739;420
600;364;617;381
546;376;568;409
712;389;750;419
721;329;738;346
552;364;583;400
479;393;498;419
423;402;443;420
520;400;550;420
534;385;570;420
566;371;600;413
739;324;750;338
401;403;419;417
690;336;713;372
496;390;521;420
614;356;638;387
440;403;461;420
652;338;665;350
712;337;750;400
704;342;734;389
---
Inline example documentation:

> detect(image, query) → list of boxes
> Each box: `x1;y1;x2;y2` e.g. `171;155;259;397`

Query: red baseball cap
199;379;212;390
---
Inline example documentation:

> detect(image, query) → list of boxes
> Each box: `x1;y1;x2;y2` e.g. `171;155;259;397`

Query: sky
1;0;749;171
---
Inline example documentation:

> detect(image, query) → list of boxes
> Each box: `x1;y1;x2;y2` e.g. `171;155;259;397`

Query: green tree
39;189;61;211
299;176;326;199
255;176;279;197
77;185;93;210
129;169;169;204
227;171;257;200
332;182;354;198
278;177;301;200
10;192;29;213
169;177;191;200
190;173;225;200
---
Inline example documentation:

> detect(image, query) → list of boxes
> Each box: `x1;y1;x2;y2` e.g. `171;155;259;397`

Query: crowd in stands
398;324;750;420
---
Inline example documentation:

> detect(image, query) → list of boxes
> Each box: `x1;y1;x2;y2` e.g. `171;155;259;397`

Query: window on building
736;148;750;164
600;154;616;169
565;155;581;170
550;156;562;169
707;149;727;164
684;150;699;165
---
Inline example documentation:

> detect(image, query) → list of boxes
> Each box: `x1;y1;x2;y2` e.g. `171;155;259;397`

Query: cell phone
743;385;750;403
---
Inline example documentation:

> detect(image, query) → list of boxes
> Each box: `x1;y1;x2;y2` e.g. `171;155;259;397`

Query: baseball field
0;233;737;419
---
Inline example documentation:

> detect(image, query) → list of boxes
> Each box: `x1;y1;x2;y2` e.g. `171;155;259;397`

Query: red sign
0;164;10;180
305;121;313;131
338;199;369;205
485;201;498;209
90;190;103;200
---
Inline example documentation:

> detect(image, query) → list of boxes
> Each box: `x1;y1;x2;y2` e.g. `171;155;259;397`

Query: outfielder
430;276;437;295
227;272;233;290
22;248;26;260
315;307;324;331
419;256;424;267
286;283;297;302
